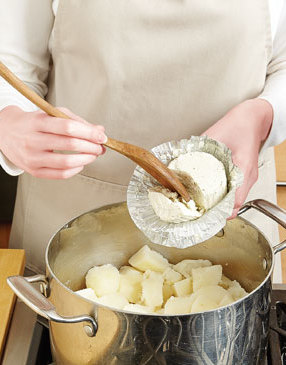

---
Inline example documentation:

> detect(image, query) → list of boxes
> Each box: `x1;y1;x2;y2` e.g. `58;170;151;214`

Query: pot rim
45;202;275;317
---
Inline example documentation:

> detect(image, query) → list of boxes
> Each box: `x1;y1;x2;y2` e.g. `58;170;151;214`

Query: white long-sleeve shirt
0;0;286;175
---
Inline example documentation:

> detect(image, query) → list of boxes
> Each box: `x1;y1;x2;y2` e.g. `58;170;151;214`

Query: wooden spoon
0;61;190;201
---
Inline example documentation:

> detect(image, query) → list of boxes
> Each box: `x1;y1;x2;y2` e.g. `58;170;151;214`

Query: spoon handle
0;61;68;119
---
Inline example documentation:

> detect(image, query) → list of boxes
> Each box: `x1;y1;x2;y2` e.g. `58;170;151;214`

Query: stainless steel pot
7;199;286;365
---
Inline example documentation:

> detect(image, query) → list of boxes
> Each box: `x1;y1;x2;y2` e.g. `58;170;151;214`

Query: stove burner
269;289;286;365
26;316;52;365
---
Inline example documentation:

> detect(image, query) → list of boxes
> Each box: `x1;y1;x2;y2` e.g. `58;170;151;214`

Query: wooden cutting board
0;249;25;357
275;142;286;183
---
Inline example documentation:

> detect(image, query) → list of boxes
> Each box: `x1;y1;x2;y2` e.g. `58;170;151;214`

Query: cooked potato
173;278;193;297
191;285;229;312
124;304;155;314
191;295;218;312
75;288;98;301
173;259;212;278
164;296;195;315
86;264;120;296
163;267;183;284
129;245;169;273
119;266;142;303
192;265;222;292
163;283;174;303
96;293;129;309
219;274;233;289
120;265;142;276
228;280;248;301
141;270;163;307
219;294;235;306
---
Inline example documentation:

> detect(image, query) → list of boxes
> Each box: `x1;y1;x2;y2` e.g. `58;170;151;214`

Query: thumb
227;208;239;220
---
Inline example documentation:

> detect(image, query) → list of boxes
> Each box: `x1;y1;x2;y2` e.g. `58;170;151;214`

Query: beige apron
10;0;280;280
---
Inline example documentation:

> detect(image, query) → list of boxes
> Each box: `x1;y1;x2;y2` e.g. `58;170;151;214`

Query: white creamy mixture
148;152;227;223
148;188;203;223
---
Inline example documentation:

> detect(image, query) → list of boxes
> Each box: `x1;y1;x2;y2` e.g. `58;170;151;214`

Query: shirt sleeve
259;0;286;149
0;0;54;175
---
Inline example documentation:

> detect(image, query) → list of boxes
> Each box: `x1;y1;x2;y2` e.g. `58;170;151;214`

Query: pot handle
238;199;286;254
7;275;97;337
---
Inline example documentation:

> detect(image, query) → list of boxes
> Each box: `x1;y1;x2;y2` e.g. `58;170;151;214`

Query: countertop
0;249;25;358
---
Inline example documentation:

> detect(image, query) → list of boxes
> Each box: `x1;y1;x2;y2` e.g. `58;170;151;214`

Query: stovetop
2;284;286;365
266;285;286;365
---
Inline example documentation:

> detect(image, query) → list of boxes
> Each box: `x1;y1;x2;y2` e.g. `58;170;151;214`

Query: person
0;0;285;280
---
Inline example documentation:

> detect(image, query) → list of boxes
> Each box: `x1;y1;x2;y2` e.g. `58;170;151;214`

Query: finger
227;208;239;220
229;182;249;220
57;107;89;124
37;152;97;169
30;166;84;179
38;134;105;155
38;117;107;144
57;107;106;132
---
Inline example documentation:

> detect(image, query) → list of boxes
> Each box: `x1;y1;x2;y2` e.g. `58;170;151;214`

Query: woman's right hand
0;105;107;179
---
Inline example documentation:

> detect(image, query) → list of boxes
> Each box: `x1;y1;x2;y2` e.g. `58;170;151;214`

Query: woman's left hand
202;98;273;219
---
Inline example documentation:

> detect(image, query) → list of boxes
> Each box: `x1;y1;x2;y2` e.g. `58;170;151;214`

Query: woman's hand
0;106;107;179
202;98;273;219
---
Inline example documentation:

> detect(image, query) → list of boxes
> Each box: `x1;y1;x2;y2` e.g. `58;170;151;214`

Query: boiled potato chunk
228;280;248;301
173;278;193;297
191;285;229;313
163;283;174;303
173;259;212;278
164;296;195;315
141;270;163;307
129;245;169;273
96;293;129;309
193;285;227;300
124;304;155;314
86;264;120;296
219;274;233;289
119;266;142;303
191;295;218;312
75;288;98;301
192;265;222;292
163;267;182;284
120;265;142;276
219;293;235;306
